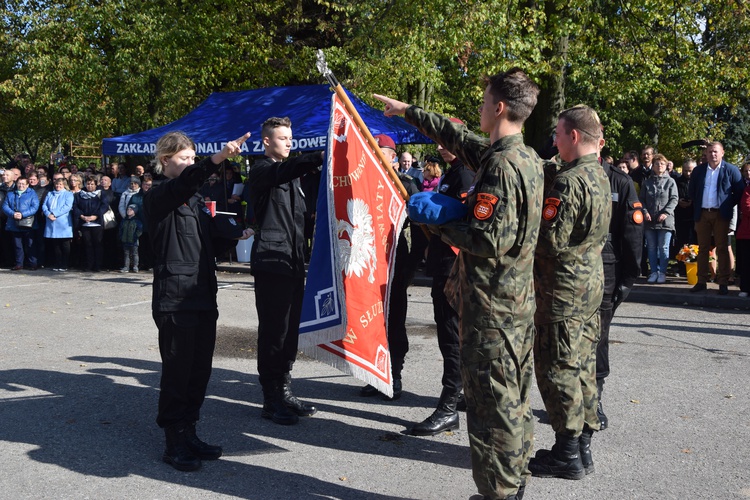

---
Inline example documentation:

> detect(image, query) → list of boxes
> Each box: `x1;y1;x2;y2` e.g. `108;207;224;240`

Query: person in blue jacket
42;177;75;271
2;177;40;270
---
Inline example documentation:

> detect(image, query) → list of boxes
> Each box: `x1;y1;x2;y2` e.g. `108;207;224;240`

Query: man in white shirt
687;142;744;294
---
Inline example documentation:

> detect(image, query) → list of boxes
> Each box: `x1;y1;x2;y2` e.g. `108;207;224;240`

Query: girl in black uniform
144;131;252;471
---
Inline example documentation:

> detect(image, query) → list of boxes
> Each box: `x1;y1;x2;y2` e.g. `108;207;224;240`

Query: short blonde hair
154;131;195;175
69;173;84;188
558;105;602;146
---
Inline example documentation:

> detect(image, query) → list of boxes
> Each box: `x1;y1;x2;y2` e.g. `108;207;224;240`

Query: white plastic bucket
236;236;253;263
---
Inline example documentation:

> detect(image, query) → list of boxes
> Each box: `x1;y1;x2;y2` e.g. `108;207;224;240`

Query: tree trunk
525;33;568;157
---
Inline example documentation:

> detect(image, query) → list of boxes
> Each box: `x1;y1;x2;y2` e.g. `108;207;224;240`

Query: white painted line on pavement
106;300;151;310
0;281;52;290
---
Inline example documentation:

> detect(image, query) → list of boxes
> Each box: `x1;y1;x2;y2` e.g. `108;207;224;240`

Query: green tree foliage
0;0;748;165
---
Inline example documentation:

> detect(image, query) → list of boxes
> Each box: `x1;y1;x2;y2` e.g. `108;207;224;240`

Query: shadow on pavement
1;355;469;499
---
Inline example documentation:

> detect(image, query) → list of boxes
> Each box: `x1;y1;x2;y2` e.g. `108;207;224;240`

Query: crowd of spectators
0;152;258;275
395;141;750;296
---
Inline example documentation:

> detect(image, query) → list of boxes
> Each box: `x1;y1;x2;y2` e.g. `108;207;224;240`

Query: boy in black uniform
246;117;323;425
411;134;476;436
597;147;643;432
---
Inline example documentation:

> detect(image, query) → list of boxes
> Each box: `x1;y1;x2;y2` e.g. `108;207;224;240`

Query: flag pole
316;50;410;202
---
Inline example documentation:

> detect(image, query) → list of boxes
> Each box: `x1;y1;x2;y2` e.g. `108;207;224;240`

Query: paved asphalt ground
1;267;748;499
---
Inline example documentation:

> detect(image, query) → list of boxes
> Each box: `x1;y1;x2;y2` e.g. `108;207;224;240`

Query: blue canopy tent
101;84;432;156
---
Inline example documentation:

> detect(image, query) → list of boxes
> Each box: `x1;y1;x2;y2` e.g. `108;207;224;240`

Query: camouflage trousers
534;311;601;436
460;320;535;500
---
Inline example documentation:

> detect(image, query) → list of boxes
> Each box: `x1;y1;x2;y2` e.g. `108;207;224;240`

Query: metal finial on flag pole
316;49;339;88
316;49;410;201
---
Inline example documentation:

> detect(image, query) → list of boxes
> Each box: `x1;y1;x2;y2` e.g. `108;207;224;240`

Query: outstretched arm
372;94;410;117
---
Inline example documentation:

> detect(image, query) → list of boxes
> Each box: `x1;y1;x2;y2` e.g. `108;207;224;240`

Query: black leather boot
455;392;467;412
597;378;608;430
360;384;379;396
381;358;404;401
185;422;222;460
579;428;594;475
410;387;460;436
528;433;585;480
516;483;525;500
282;374;317;417
163;423;201;471
261;381;299;425
382;378;402;401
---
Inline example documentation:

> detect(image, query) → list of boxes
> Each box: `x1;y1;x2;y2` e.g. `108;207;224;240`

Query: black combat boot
528;433;585;480
597;378;608;430
411;387;460;436
261;380;299;425
382;378;402;401
456;392;467;412
360;384;379;396
282;374;317;417
382;358;404;401
163;422;201;471
185;422;222;460
579;428;594;475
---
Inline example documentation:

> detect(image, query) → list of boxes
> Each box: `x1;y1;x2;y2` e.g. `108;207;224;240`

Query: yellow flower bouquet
675;244;699;263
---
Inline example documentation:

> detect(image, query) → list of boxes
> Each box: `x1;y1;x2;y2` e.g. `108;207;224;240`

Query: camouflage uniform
534;153;611;436
405;107;543;499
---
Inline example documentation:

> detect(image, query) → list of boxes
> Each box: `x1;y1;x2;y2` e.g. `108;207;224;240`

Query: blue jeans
644;228;672;275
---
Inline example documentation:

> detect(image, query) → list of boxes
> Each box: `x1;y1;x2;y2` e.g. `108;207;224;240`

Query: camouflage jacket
534;153;612;323
405;107;543;330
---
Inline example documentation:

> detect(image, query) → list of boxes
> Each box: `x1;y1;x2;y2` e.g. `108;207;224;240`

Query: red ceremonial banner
304;94;406;397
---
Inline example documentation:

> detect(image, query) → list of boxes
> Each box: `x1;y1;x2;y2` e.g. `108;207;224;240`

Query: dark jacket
674;174;693;223
424;159;475;277
246;153;322;276
144;157;244;313
687;161;744;221
0;182;16;222
602;161;643;288
629;165;651;193
72;191;107;228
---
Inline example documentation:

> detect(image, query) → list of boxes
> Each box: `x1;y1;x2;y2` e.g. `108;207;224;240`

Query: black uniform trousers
387;234;411;378
431;274;462;392
254;270;305;386
155;309;218;428
596;261;617;380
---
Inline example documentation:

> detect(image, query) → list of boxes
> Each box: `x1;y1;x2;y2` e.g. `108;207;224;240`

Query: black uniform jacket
424;159;476;277
246;153;322;277
144;157;244;314
602;160;643;288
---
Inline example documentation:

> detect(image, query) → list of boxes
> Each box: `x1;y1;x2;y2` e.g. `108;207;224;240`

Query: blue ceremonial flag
298;96;347;347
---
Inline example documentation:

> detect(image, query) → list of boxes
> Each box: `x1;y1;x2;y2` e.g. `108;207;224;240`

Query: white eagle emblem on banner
337;198;377;283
